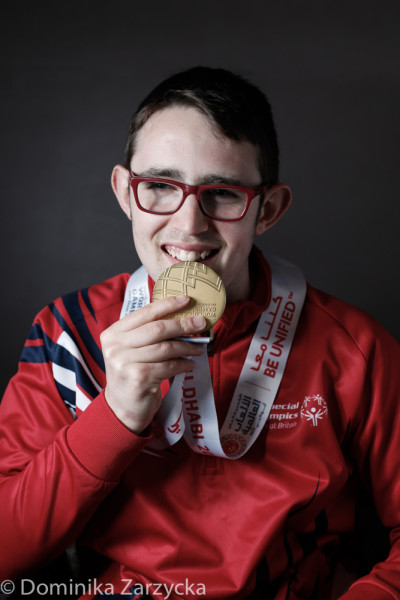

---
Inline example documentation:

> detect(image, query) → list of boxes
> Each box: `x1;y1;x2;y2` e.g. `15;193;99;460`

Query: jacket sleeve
0;320;150;580
338;321;400;599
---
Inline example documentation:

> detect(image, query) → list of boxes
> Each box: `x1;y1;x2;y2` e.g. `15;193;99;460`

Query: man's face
115;106;276;302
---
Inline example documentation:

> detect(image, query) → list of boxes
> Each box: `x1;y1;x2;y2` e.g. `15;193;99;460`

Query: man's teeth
167;248;212;261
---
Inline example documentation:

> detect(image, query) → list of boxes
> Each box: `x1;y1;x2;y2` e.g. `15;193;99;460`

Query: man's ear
255;184;292;236
111;165;132;220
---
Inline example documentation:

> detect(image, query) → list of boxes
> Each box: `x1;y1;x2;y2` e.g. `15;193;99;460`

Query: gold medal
153;261;226;332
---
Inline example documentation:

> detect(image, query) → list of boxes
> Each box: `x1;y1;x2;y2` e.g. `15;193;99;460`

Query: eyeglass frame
128;172;269;222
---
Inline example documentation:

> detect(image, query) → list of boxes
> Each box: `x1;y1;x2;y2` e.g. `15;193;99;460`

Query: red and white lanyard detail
120;255;306;459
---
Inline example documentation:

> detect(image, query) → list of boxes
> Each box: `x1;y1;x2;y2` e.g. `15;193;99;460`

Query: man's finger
118;295;190;331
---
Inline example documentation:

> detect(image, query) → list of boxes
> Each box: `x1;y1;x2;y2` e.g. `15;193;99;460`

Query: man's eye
146;182;171;190
204;188;240;200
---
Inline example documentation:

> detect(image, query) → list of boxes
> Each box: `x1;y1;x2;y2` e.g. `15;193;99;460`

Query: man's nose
170;193;210;234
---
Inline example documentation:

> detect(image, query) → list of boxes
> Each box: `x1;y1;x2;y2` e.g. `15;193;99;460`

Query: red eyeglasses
129;173;268;222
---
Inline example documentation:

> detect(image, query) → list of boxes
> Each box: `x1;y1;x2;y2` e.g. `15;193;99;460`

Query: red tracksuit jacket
1;249;400;600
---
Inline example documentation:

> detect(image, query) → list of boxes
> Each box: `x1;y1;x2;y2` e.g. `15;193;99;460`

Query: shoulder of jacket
305;283;399;359
33;273;130;327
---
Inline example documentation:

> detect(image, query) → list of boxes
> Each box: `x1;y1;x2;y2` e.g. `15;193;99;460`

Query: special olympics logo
300;394;328;427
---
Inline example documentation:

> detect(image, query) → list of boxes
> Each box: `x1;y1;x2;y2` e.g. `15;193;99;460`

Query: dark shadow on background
1;0;399;395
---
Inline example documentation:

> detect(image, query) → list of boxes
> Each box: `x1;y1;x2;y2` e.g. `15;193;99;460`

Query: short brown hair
124;66;280;185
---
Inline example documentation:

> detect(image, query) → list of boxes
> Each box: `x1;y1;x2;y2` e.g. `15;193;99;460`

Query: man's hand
100;295;206;434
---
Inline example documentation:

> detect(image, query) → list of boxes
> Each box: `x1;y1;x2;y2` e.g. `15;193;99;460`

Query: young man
1;67;400;600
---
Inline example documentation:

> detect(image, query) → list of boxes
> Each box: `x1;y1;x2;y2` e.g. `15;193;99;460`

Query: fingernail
193;316;206;329
175;295;189;303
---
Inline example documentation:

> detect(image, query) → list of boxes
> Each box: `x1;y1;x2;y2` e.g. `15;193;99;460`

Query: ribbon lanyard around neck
120;255;306;459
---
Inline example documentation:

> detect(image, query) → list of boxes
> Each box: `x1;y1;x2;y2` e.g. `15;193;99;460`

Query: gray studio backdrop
1;1;399;395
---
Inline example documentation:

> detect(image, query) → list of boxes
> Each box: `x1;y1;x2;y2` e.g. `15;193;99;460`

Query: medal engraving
153;261;226;331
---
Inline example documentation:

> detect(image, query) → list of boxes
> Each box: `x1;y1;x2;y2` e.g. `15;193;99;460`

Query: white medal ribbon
120;255;306;459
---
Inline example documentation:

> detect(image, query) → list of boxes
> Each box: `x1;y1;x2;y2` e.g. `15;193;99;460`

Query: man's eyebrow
198;174;243;186
135;168;243;187
136;167;183;179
